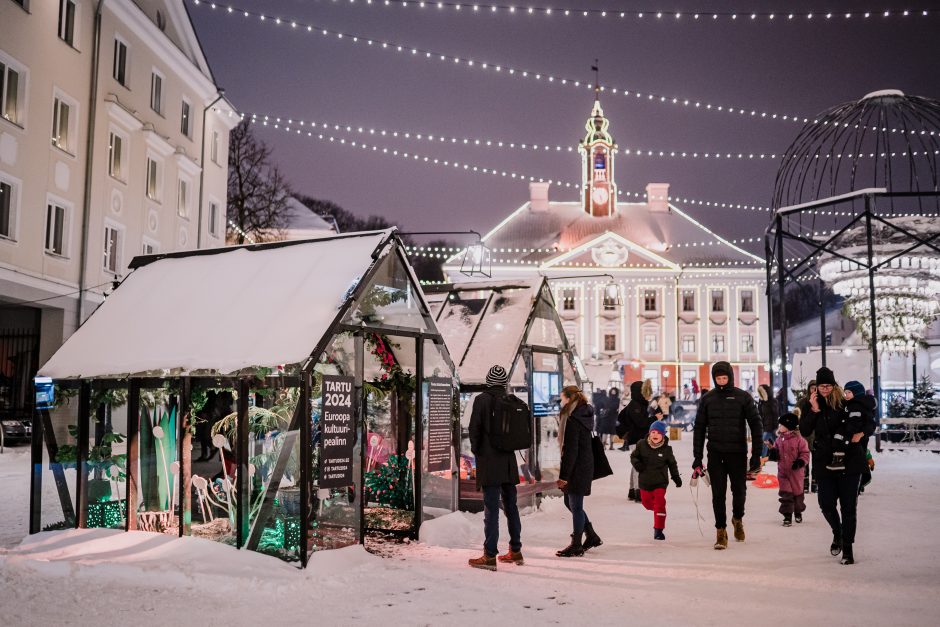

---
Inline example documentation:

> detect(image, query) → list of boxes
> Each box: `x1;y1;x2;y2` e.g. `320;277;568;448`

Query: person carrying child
630;420;682;540
768;412;810;527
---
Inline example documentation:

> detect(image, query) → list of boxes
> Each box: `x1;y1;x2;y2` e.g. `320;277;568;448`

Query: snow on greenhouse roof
427;279;543;385
39;231;394;379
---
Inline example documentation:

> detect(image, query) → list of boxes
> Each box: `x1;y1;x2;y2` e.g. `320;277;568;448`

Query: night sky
188;0;940;251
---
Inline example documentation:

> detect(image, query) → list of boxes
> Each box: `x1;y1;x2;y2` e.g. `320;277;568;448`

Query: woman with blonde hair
555;385;602;557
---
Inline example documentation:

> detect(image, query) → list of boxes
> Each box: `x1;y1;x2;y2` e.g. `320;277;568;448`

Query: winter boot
811;479;818;493
556;533;585;558
840;543;854;565
714;528;728;550
731;517;746;542
795;512;803;524
468;554;497;571
627;489;636;502
783;514;792;527
653;528;666;541
497;550;524;565
583;523;603;551
830;532;843;556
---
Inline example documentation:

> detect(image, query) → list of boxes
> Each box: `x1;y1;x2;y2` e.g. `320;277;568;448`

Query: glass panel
82;387;129;529
532;352;562;488
309;333;361;552
187;389;237;546
38;385;78;531
421;340;456;521
135;388;179;534
343;252;428;330
434;288;490;363
525;297;566;349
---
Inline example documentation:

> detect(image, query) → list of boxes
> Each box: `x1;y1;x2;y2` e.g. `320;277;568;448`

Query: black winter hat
778;412;799;431
711;361;733;383
815;367;836;386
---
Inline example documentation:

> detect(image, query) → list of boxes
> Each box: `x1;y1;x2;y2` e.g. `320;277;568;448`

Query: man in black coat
693;361;762;550
467;365;522;571
618;380;661;501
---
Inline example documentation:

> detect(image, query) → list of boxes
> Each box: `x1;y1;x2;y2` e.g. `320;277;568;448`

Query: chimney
646;183;670;213
529;181;551;212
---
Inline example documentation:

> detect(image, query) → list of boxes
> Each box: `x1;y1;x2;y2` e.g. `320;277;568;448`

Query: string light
317;1;932;25
227;219;256;243
191;1;816;126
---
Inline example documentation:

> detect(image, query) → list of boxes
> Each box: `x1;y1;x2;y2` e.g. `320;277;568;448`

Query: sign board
319;375;356;488
426;378;453;473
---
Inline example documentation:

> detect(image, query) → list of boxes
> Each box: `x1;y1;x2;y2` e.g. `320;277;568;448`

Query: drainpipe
196;90;225;249
77;0;107;328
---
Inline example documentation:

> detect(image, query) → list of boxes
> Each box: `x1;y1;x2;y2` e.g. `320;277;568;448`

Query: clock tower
579;79;618;217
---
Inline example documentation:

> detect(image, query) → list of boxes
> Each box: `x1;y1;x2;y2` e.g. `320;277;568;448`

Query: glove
692;459;703;473
749;455;761;472
673;477;682;488
791;459;806;470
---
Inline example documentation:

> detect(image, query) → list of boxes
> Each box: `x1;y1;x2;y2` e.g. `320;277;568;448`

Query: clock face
592;186;609;205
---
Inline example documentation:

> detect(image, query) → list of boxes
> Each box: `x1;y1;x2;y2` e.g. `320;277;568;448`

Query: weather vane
592;59;600;100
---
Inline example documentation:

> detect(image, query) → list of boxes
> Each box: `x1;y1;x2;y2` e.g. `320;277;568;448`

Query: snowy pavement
1;436;938;626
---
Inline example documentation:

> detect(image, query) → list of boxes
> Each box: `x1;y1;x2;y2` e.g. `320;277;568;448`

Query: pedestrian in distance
758;384;778;467
630;420;681;540
800;370;875;565
595;387;620;451
555;385;602;557
467;365;524;571
618;379;660;502
767;412;810;526
692;361;763;550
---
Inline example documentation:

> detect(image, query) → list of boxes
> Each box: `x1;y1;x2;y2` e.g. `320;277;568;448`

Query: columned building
443;96;769;395
1;0;238;420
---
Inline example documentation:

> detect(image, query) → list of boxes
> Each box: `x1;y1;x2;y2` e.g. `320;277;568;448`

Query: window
103;223;123;274
208;201;220;237
108;131;125;180
210;129;220;164
150;71;163;114
0;177;17;240
712;333;726;354
145;157;161;201
180;99;191;137
681;290;695;312
740;290;754;313
644;289;657;312
711;289;725;312
141;238;159;255
51;95;75;153
643;333;657;353
112;38;128;86
177;178;190;218
681;334;696;353
561;288;575;310
58;0;76;46
45;201;68;256
604;334;617;352
1;59;24;126
741;334;755;353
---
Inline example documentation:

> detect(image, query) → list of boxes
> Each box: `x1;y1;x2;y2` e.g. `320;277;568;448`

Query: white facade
0;0;238;414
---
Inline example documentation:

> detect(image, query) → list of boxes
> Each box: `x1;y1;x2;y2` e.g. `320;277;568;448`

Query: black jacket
468;387;520;488
618;381;655;445
693;362;762;464
801;394;876;476
758;385;778;432
559;403;595;496
630;437;681;491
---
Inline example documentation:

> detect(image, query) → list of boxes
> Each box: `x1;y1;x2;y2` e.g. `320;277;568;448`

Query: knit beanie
485;365;509;387
649;420;667;435
778;412;799;431
844;380;865;398
815;367;836;386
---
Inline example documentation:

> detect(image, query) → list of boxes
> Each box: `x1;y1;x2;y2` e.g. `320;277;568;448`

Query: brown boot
497;550;524;565
731;517;745;542
468;554;497;571
714;528;728;550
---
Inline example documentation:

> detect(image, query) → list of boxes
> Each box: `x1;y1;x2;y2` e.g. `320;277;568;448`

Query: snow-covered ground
1;436;938;626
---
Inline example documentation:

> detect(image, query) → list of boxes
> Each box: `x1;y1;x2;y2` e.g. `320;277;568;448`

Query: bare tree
227;121;292;244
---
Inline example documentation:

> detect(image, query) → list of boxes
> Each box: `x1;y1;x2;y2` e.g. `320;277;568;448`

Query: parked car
0;418;32;446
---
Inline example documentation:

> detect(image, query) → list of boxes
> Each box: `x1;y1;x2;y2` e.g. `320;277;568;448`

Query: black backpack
488;392;532;452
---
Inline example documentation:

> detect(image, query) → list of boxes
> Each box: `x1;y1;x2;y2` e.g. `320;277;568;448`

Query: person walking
556;386;602;557
801;371;875;565
630;420;681;540
768;412;810;526
692;361;762;550
467;365;523;571
595;387;620;450
618;379;660;501
797;380;818;493
758;384;779;469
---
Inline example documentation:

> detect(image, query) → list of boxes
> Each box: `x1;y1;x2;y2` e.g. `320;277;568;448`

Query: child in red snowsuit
769;412;810;526
630;421;681;540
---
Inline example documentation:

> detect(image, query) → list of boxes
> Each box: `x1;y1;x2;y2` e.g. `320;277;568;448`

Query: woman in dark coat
556;385;601;557
758;383;778;461
801;368;875;565
596;387;621;450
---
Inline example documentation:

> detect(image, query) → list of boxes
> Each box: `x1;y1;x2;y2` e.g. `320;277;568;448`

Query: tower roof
582;99;615;146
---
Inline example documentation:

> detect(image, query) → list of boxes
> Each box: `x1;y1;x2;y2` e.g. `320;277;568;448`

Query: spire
583;60;613;145
592;59;600;102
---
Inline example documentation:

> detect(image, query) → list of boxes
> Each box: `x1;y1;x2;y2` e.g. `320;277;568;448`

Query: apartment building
0;0;238;419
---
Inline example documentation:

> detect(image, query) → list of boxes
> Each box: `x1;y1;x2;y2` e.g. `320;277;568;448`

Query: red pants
640;488;667;530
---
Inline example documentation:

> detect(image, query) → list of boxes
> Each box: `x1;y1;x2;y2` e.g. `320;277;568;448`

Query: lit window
740;290;754;313
58;0;77;46
741;334;755;353
45;201;69;256
112;38;128;86
103;224;123;274
682;334;696;353
150;71;163;114
712;334;726;353
711;290;725;312
643;333;657;353
145;157;161;201
177;178;190;218
51;96;74;153
181;99;191;137
0;60;25;126
108;131;125;180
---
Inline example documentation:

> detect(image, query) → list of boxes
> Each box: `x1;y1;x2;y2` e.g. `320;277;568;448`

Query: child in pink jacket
769;412;810;526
